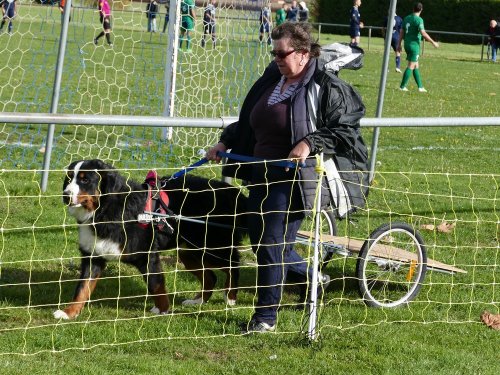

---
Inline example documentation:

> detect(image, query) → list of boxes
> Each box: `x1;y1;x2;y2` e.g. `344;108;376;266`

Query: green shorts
404;42;420;63
181;17;194;31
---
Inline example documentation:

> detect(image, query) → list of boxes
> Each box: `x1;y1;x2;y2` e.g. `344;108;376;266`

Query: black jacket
486;24;500;43
220;58;369;217
146;1;158;18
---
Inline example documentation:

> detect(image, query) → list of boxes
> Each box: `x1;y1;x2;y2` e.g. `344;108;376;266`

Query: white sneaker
240;319;276;334
395;68;402;73
399;87;409;92
418;87;427;93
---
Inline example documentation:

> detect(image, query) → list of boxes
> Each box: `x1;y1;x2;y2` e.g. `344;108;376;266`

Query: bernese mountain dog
54;159;246;320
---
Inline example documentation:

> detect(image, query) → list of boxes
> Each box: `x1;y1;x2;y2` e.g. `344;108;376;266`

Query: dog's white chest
79;226;122;261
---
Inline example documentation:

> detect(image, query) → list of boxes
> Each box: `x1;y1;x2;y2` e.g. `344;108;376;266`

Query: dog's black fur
54;159;246;320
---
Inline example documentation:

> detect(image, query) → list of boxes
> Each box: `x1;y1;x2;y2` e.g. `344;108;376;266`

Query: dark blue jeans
247;167;312;325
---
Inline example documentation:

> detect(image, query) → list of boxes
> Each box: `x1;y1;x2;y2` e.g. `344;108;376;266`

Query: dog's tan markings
78;191;99;212
60;276;100;319
222;268;238;302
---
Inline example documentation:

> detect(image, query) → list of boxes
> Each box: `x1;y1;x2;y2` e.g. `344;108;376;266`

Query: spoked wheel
319;209;337;269
320;208;337;237
297;208;337;269
356;222;427;308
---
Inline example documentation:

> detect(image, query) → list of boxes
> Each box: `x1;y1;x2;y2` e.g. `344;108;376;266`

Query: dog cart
296;219;466;309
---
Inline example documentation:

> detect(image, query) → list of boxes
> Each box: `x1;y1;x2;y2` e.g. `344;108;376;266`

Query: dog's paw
182;297;205;306
150;306;160;315
53;310;70;320
150;306;172;315
223;292;237;306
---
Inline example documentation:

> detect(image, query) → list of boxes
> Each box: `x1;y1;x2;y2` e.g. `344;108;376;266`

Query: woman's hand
287;140;310;170
206;142;227;163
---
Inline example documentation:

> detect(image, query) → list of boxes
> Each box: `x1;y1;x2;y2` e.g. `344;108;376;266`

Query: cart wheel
321;209;337;237
319;209;337;268
356;222;427;308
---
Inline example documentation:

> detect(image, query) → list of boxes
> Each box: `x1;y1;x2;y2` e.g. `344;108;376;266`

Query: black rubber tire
356;222;427;308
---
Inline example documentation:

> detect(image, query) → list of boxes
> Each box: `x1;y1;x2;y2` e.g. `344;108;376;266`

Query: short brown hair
271;22;321;58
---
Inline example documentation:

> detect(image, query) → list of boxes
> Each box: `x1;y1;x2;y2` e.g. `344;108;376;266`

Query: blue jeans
491;41;498;62
147;15;157;32
247;167;311;325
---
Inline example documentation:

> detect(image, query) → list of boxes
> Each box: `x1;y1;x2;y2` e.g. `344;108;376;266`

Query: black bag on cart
316;43;369;219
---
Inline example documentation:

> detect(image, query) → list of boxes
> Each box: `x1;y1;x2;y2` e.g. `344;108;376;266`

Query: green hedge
315;0;500;43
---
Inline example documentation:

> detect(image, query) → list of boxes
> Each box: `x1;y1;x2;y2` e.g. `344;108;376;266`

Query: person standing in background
349;0;363;47
179;0;196;52
298;1;308;22
201;0;216;48
94;0;113;46
398;2;439;92
162;1;170;34
275;2;287;27
486;19;499;62
382;13;403;72
259;3;272;46
59;0;72;24
0;0;16;34
286;0;298;22
146;0;159;33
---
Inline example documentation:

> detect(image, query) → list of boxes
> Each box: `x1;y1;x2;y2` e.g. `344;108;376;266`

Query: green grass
0;3;499;374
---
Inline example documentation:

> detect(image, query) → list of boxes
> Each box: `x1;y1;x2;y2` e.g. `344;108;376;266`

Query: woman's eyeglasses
270;49;296;59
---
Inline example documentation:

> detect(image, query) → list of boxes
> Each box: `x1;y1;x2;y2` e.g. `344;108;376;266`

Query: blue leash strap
217;151;306;169
169;157;209;180
167;151;306;182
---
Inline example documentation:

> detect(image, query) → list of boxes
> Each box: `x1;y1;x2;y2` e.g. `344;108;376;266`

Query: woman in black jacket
206;22;367;334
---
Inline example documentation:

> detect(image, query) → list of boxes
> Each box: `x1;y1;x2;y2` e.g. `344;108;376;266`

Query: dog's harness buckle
138;170;174;235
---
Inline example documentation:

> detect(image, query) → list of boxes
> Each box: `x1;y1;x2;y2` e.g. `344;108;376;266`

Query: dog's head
63;159;119;222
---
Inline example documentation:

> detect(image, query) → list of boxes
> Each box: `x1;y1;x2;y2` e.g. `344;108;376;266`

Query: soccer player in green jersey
180;0;196;52
397;2;439;92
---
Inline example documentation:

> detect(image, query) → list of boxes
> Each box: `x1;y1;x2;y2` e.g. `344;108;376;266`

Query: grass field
0;3;499;374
